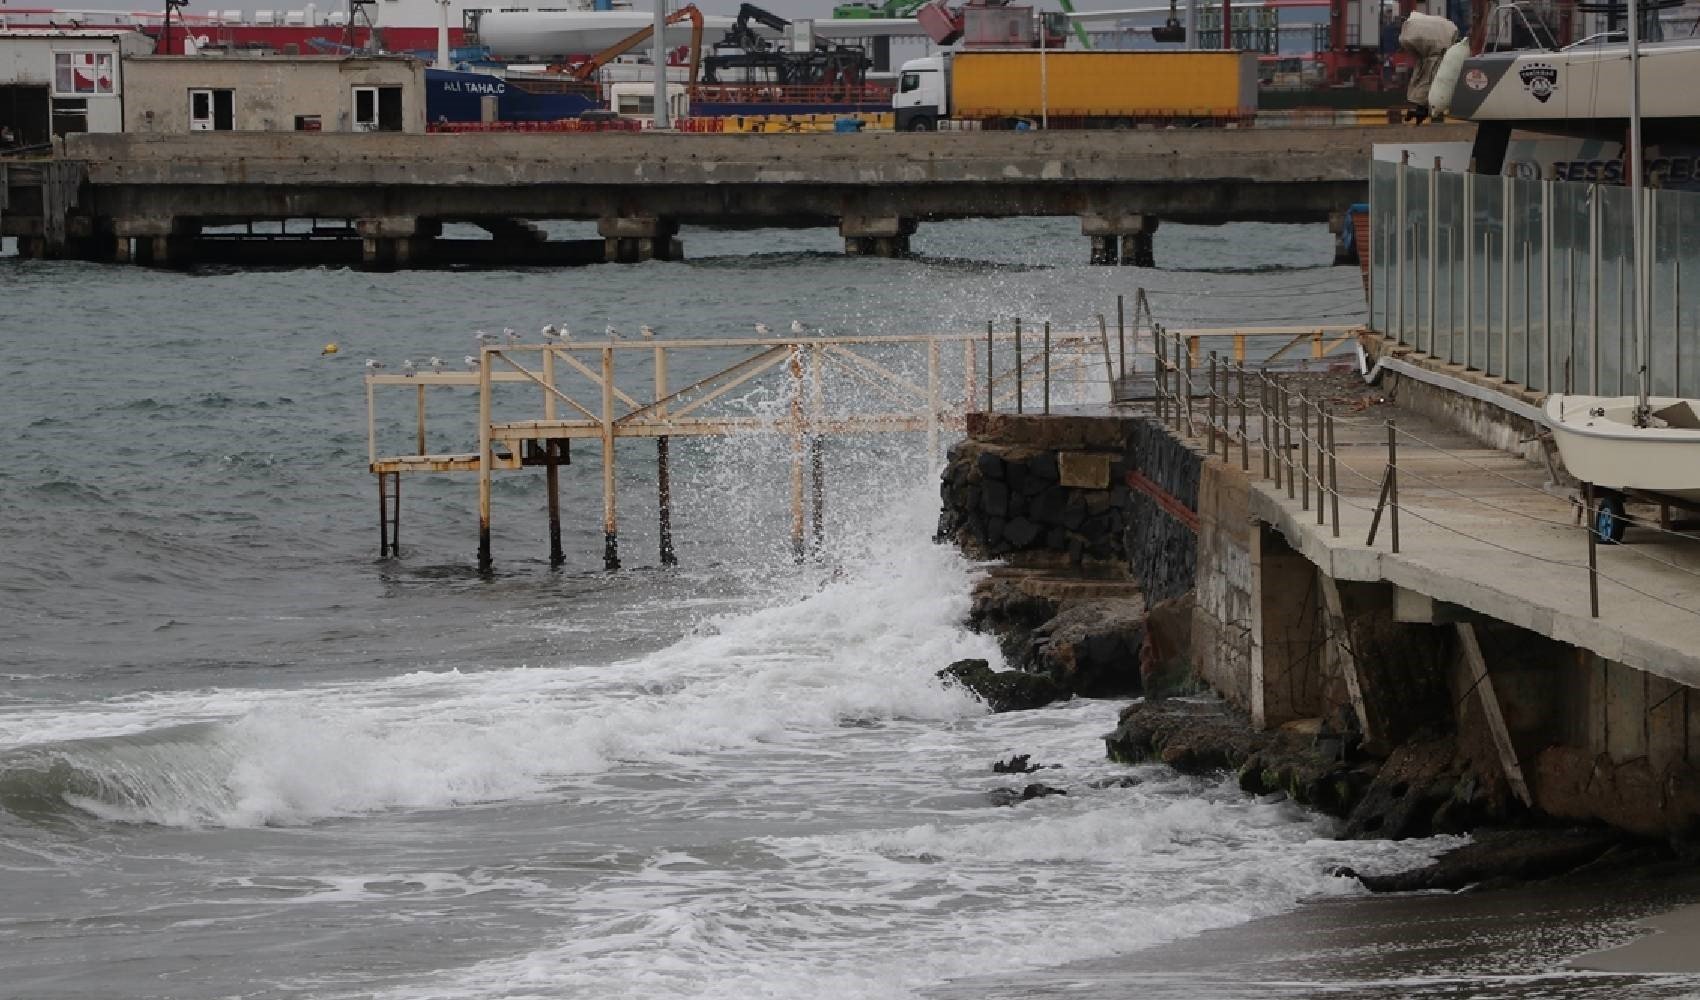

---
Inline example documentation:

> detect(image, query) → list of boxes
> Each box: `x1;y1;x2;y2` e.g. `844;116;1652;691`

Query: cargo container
892;49;1257;131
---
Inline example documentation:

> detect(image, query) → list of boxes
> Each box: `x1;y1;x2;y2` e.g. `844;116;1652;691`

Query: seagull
464;354;480;370
428;356;445;373
321;342;340;357
402;359;417;377
640;324;656;339
474;330;497;344
754;322;771;337
605;324;620;339
790;320;807;335
541;323;558;339
557;323;571;341
364;358;386;371
503;327;520;344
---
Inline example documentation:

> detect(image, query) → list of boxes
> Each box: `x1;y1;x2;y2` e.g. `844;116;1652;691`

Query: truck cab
893;55;948;131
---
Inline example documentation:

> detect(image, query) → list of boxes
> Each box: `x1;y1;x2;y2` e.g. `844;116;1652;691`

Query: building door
189;89;235;131
353;86;404;132
0;85;51;147
377;86;403;132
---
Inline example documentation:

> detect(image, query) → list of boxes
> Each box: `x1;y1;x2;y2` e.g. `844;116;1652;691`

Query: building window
53;52;115;96
189;89;235;131
352;85;403;131
51;97;88;136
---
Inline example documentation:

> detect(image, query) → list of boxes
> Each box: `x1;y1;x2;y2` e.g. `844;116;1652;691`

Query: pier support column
357;217;439;271
840;215;915;258
597;216;681;263
1081;212;1158;267
113;217;199;268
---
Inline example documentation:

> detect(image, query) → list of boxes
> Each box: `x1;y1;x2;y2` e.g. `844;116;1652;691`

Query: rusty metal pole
789;345;807;563
1218;355;1230;462
544;347;564;567
477;347;493;574
546;440;564;567
377;472;389;558
985;320;994;413
811;346;826;556
655;343;675;566
415;383;426;456
1388;418;1400;554
1015;318;1025;414
1042;322;1052;415
600;345;619;571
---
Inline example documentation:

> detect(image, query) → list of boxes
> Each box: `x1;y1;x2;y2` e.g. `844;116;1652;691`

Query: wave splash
0;484;995;828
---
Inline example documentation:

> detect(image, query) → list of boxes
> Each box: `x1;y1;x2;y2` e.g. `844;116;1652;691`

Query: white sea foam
379;776;1455;1000
4;487;997;828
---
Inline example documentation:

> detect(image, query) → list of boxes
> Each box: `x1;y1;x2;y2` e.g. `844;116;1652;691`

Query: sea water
1;220;1686;999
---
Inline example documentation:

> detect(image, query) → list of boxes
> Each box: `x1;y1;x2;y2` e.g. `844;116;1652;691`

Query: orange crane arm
572;4;704;84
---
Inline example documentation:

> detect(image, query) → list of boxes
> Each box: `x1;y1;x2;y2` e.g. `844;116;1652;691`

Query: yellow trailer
893;49;1257;129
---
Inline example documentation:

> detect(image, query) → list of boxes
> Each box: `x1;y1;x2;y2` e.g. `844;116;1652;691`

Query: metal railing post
1428;156;1440;355
1117;293;1126;380
1464;167;1475;369
1207;351;1218;454
1014;318;1024;414
1388;418;1400;554
1300;392;1311;512
1260;372;1271;481
1542;178;1554;392
1237;362;1248;471
985;320;994;413
1586;483;1600;618
1043;320;1052;415
1397;150;1409;343
1327;403;1339;538
1282;386;1295;500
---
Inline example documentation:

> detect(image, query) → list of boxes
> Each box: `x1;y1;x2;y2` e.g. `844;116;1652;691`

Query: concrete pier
1;125;1471;269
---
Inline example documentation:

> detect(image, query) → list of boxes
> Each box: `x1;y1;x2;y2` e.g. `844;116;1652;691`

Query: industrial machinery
567;2;703;82
701;3;872;87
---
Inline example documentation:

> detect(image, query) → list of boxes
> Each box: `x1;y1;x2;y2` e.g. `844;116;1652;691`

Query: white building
0;30;152;147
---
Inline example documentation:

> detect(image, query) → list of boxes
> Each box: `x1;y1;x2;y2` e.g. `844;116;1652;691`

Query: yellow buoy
321;342;339;356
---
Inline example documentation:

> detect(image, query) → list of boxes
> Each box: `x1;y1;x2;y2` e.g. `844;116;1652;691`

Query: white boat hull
1546;394;1700;503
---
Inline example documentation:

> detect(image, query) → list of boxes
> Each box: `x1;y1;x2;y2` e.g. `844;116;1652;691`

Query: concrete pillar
1080;212;1158;267
1249;523;1323;730
597;216;681;263
840;215;915;258
356;217;438;270
113;217;199;268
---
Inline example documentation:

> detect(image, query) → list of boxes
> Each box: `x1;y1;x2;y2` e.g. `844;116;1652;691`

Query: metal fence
1369;155;1700;397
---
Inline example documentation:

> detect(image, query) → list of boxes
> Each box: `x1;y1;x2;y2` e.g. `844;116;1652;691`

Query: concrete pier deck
2;124;1471;266
1242;393;1700;689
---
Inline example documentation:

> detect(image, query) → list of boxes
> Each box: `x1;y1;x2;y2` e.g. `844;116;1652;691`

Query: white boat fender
1429;38;1470;115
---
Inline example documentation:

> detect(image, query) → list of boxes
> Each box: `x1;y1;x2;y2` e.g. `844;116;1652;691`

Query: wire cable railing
1137;317;1700;625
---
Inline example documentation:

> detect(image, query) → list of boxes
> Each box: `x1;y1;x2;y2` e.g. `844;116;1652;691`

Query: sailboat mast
1629;0;1649;416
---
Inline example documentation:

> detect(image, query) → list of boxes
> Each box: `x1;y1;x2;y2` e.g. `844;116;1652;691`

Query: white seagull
754;322;771;337
790;320;807;335
364;358;386;371
503;327;520;344
464;354;480;370
402;359;417;377
474;330;497;344
428;356;445;373
541;323;557;339
605;324;620;339
640;324;656;339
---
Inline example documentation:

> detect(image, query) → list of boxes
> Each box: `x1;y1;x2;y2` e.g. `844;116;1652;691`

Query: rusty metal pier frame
365;329;1111;572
